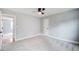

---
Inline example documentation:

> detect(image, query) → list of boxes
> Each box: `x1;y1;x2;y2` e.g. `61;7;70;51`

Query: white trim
43;34;79;44
15;34;41;42
2;14;16;18
15;34;79;44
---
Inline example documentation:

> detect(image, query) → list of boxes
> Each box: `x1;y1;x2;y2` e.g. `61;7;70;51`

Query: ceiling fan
33;8;46;15
37;8;45;15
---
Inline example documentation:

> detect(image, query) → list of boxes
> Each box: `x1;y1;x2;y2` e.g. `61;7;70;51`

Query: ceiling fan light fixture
38;8;45;15
38;11;42;15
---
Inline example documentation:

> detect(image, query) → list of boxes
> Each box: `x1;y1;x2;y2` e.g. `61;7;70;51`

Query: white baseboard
15;34;41;42
15;34;79;44
43;34;79;44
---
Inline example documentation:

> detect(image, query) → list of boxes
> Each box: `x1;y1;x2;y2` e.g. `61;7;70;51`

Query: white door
43;19;49;35
2;15;14;46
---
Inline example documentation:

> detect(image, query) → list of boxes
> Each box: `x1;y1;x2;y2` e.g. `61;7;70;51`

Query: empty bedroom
0;8;79;51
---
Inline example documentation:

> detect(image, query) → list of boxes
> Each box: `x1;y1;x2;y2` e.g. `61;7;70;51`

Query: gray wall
43;9;79;42
0;9;41;41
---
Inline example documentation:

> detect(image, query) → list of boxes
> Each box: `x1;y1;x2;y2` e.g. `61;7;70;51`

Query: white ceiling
4;8;74;18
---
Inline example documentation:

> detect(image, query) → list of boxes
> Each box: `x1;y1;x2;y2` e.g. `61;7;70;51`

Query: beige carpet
2;36;53;51
2;35;79;51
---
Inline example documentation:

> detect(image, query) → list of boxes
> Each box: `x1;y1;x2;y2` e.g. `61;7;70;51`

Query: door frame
1;14;16;43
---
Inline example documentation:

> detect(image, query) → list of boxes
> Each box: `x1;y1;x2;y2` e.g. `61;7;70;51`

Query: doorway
1;14;14;48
